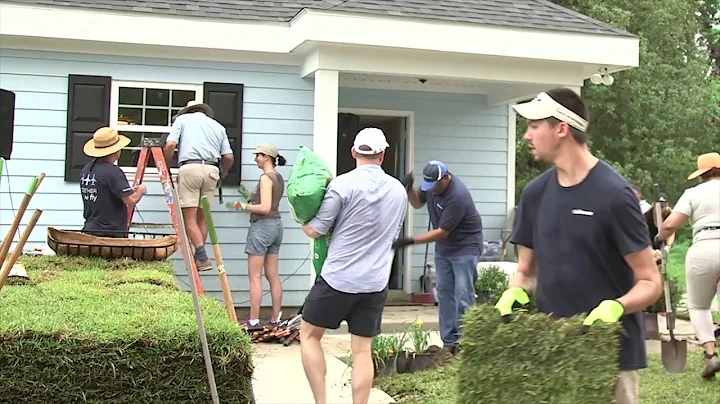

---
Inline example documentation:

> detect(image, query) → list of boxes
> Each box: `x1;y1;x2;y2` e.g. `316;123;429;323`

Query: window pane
118;131;143;147
145;108;170;126
172;90;196;108
146;88;170;107
118;107;143;126
117;149;139;168
118;87;144;106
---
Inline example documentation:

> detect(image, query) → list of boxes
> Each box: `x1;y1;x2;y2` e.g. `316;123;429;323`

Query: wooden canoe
47;227;178;261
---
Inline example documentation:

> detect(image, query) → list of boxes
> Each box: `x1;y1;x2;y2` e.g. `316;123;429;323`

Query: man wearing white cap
80;127;147;237
299;128;407;404
493;88;662;403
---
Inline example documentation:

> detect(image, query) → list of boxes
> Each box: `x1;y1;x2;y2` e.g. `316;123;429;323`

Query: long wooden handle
201;196;238;323
0;173;46;266
0;209;42;293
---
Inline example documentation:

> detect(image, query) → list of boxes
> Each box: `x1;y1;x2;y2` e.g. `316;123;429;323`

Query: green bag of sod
287;146;334;276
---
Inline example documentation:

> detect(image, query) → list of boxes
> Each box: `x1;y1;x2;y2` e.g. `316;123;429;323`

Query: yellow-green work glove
494;287;531;317
238;183;252;201
583;300;625;326
225;201;248;211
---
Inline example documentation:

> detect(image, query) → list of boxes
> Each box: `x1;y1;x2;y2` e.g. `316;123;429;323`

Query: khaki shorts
177;164;220;208
614;370;639;404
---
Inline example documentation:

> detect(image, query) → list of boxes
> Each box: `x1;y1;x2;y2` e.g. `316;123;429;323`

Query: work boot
701;352;720;379
195;258;213;272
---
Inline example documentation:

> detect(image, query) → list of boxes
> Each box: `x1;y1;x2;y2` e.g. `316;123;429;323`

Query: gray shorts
245;217;284;256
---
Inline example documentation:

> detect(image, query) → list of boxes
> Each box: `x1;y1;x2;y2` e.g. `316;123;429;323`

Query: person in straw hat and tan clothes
235;144;287;329
80;127;147;238
656;152;720;379
163;100;235;272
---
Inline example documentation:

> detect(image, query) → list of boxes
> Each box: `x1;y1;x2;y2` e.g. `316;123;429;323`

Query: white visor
512;92;589;132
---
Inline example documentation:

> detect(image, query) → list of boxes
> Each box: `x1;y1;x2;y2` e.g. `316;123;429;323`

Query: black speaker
0;88;15;160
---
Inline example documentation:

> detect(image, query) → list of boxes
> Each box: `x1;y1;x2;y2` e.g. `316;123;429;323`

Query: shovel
653;184;687;373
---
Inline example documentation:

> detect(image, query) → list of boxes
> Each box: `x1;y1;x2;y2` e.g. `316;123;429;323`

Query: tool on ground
201;195;238;323
0;209;42;292
172;187;220;404
243;305;303;346
653;183;687;373
127;137;205;295
0;173;45;267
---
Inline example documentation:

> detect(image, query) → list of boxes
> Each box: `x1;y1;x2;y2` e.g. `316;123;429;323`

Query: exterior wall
339;88;508;293
0;49;313;306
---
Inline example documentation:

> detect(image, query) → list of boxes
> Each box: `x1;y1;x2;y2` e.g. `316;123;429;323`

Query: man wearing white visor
493;88;662;403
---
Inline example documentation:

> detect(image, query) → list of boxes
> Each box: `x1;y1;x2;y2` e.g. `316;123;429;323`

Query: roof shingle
4;0;635;37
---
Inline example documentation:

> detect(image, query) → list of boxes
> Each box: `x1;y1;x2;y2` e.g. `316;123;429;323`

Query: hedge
457;304;621;404
0;256;254;403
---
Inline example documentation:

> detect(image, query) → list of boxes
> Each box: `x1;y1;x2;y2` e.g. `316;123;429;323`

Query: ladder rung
130;222;175;229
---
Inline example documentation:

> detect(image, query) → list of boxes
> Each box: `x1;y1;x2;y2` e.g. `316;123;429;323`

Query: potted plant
475;264;509;305
643;277;682;340
371;335;397;378
405;318;434;373
384;331;410;374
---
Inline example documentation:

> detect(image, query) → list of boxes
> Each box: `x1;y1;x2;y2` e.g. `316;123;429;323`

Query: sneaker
701;353;720;379
242;319;264;332
195;259;213;272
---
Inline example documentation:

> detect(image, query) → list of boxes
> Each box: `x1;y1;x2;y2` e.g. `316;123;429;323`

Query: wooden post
0;173;45;265
201;195;238;323
0;209;42;292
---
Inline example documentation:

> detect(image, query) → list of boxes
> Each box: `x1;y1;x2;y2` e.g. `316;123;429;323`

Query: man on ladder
162;100;235;271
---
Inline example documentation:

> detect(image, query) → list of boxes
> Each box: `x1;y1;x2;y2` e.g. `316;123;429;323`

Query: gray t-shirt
308;164;408;293
673;179;720;243
166;112;233;163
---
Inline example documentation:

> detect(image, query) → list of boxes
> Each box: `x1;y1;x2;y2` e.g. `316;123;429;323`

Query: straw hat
83;127;131;158
176;100;214;118
687;152;720;180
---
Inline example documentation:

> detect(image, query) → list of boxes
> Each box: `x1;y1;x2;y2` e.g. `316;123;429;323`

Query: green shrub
475;265;509;304
457;305;621;404
0;256;254;403
646;276;683;313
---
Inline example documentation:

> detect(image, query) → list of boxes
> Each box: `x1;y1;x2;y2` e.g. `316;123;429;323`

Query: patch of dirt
426;344;456;367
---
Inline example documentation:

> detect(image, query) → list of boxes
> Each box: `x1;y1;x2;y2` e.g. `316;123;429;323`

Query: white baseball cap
512;92;589;132
353;127;390;155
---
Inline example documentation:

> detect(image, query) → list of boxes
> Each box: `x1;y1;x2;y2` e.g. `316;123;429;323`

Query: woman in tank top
240;144;286;329
657;152;720;379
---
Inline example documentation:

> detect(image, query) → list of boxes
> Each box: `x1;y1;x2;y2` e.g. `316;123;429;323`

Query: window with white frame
110;81;203;171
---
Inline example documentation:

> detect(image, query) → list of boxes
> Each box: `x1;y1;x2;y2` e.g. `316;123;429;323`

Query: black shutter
64;75;111;182
203;82;243;186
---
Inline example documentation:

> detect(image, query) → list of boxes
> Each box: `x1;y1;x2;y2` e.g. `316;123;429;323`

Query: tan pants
177;164;220;208
614;370;639;404
685;238;720;344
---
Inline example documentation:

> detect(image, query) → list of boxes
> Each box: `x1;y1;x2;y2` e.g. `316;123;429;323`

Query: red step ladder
126;137;205;295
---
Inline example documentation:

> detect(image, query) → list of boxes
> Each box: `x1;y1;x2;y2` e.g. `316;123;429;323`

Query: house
0;0;639;307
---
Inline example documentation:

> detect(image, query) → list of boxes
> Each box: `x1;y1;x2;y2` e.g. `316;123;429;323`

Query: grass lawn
375;351;719;404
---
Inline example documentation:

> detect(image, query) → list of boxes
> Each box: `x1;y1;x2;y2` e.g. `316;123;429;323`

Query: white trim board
338;108;416;295
0;4;639;75
506;103;517;227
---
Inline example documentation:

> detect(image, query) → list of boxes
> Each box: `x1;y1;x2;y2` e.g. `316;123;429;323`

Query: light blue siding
339;88;509;292
0;48;511;302
0;49;314;306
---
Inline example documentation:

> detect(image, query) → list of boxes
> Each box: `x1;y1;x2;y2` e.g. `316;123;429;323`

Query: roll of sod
0;256;254;403
457;304;621;404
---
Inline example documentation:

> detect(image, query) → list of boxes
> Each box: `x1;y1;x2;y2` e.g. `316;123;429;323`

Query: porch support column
504;103;517;261
309;69;339;285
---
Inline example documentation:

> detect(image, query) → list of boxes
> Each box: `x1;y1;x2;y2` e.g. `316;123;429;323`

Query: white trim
338;108;416;295
109;80;203;175
340;74;488;95
0;4;639;81
506;103;517;228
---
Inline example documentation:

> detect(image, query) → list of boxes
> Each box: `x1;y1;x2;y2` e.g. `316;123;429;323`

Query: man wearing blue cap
393;160;484;354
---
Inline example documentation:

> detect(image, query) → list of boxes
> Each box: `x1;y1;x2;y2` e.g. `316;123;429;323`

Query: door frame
338;108;416;294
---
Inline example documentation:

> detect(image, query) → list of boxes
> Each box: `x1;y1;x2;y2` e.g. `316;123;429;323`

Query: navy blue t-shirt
80;159;134;236
419;176;483;257
511;160;650;370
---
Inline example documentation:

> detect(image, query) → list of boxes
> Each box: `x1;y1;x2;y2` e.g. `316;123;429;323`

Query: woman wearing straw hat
656;152;720;379
80;127;147;238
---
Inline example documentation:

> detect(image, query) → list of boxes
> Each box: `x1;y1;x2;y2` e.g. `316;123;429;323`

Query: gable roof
4;0;635;37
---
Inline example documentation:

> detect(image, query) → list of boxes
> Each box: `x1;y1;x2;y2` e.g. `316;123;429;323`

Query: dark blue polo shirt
80;159;134;237
419;176;483;257
511;160;650;370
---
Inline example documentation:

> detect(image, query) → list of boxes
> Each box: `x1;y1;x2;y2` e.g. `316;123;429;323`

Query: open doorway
337;111;409;291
